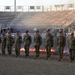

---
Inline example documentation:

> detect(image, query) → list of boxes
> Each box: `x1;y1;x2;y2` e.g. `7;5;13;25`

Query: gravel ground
0;50;75;75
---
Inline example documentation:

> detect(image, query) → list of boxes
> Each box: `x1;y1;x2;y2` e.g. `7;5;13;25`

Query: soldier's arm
51;35;54;47
34;36;35;42
40;36;42;45
0;37;1;43
4;37;7;45
68;38;69;48
20;36;22;43
4;36;7;42
11;36;14;45
29;36;32;45
63;36;66;46
57;37;59;46
23;35;25;42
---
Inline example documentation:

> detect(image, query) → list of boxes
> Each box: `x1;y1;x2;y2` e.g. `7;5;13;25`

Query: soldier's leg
34;46;39;58
46;46;48;58
69;49;72;61
74;50;75;61
7;44;9;54
58;47;62;60
24;45;29;56
15;45;18;57
1;44;5;55
24;45;27;56
48;46;51;58
37;46;40;57
26;45;29;56
17;44;20;56
8;45;12;55
1;44;4;54
72;49;74;61
34;45;37;58
60;47;64;59
7;45;11;55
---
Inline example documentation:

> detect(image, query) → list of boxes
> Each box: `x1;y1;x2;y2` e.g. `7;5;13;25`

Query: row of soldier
0;29;75;62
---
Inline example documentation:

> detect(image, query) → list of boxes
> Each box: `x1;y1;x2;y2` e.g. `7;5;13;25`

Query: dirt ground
0;50;75;75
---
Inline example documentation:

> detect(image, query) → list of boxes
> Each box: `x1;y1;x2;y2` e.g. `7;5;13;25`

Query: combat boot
58;58;61;61
34;55;39;59
45;57;50;60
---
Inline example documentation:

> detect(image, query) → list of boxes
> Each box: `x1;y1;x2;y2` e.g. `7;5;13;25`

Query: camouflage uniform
57;32;66;61
14;32;22;57
6;33;13;55
0;36;1;43
1;33;6;55
45;31;53;59
68;33;75;62
24;31;32;57
34;31;42;58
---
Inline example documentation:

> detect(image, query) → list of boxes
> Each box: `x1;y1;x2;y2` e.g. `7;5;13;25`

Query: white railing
0;4;75;12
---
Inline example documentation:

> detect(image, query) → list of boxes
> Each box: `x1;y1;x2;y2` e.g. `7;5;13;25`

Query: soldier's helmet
26;30;29;33
46;29;50;32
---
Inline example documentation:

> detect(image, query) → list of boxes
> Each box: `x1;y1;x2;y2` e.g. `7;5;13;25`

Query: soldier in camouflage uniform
57;31;66;61
68;33;75;62
34;30;42;59
23;30;32;57
6;31;13;55
1;33;6;55
45;29;53;60
14;31;22;57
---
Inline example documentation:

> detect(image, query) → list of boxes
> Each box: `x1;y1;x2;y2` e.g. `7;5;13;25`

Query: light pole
14;0;16;12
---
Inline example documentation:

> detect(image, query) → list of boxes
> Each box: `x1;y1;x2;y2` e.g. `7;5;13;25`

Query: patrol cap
8;30;11;33
26;30;29;33
71;33;74;35
16;31;20;33
46;29;50;32
36;30;39;32
59;30;63;33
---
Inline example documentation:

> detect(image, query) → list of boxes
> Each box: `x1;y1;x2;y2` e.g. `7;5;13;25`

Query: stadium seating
0;10;75;32
0;12;20;28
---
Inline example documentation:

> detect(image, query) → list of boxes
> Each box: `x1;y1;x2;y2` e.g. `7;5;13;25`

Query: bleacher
0;12;20;28
11;10;75;29
0;10;75;32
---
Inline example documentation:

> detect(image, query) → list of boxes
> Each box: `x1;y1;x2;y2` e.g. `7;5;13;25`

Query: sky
0;0;75;6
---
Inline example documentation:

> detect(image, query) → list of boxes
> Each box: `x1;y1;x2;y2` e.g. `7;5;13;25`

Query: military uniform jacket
23;34;31;46
0;37;1;43
57;35;66;47
6;35;13;45
45;33;53;47
34;34;42;46
1;35;6;44
68;37;75;49
14;35;22;45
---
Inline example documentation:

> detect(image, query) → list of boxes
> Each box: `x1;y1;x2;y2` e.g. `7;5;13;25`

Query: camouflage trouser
46;46;51;58
7;44;12;55
15;43;21;56
58;47;64;59
24;45;30;56
1;43;6;55
69;49;75;61
34;45;40;57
